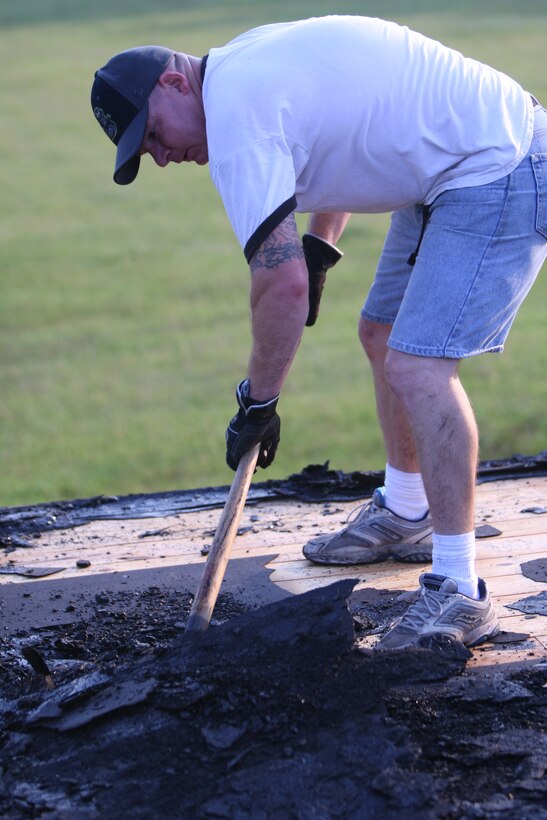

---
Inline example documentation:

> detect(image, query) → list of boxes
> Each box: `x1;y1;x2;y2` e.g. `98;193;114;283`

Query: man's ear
158;71;189;94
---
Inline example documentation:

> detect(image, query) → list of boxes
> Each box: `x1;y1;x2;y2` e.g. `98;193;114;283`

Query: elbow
284;271;309;303
261;263;308;304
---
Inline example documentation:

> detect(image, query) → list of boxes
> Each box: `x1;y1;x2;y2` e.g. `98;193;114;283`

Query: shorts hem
387;338;505;359
360;308;396;324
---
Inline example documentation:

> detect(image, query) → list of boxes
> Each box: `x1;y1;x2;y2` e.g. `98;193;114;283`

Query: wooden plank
491;612;547;634
0;536;283;581
266;556;546;590
476;475;547;499
15;510;319;554
476;515;547;537
273;572;546;597
14;474;547;548
8;482;546;564
467;638;546;668
0;552;209;583
3;522;543;575
267;549;544;578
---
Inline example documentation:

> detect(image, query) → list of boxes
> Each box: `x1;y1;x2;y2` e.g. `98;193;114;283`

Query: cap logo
94;106;117;142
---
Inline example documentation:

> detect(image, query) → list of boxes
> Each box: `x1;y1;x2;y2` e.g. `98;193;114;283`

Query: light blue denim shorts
362;104;547;358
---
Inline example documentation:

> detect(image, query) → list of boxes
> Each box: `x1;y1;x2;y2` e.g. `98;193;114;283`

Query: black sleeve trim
243;195;297;263
201;54;208;82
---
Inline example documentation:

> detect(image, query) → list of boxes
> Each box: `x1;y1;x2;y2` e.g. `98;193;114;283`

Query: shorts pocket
531;153;547;239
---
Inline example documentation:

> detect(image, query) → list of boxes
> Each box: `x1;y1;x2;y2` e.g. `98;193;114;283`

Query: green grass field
1;0;546;506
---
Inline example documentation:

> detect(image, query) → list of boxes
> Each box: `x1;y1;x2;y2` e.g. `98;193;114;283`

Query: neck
173;52;203;95
188;55;204;90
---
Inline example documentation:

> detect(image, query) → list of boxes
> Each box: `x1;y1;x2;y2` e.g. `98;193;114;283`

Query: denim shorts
362;104;547;358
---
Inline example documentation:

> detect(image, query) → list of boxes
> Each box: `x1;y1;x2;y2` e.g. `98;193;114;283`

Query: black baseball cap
91;46;175;185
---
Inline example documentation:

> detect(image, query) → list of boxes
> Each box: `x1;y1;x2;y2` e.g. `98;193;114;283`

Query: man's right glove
302;233;344;327
225;379;281;471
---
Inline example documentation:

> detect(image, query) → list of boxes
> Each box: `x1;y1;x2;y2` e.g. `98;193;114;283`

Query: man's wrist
244;376;282;404
238;379;279;410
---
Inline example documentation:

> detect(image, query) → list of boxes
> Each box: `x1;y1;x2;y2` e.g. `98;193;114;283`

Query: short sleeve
210;136;301;260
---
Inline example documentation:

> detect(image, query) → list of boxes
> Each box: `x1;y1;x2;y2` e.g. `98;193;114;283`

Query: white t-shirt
203;16;534;261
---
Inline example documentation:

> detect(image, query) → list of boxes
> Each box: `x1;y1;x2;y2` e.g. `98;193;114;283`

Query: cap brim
114;103;148;185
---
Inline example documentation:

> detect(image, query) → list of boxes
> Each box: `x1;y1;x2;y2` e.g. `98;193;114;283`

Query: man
91;16;547;649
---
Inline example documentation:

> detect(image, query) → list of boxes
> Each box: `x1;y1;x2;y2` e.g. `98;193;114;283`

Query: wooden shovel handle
185;443;260;633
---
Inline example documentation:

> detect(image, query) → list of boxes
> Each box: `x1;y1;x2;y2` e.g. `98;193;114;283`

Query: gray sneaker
376;573;500;650
302;488;433;566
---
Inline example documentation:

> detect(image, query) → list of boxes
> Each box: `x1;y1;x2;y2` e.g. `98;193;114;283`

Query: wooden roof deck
1;475;546;669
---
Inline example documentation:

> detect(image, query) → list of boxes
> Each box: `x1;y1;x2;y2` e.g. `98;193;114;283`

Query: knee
383;350;418;399
384;350;457;403
358;317;391;364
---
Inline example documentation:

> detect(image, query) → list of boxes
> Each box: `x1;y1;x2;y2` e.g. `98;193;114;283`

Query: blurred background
1;0;546;506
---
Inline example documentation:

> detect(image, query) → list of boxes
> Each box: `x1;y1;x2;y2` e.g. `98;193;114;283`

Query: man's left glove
226;379;281;471
303;233;344;327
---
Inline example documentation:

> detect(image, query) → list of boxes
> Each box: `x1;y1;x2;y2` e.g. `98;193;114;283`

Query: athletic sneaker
302;488;433;566
376;573;500;650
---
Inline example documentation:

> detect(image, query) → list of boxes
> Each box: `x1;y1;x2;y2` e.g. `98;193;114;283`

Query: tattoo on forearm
250;216;304;272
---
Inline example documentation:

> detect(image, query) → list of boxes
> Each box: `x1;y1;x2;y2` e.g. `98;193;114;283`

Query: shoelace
345;498;379;526
397;589;448;630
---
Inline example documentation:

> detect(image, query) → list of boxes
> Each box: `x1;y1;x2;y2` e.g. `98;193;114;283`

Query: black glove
226;380;281;471
302;233;343;327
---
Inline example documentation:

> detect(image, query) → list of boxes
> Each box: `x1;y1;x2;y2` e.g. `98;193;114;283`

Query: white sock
431;531;479;599
383;463;429;521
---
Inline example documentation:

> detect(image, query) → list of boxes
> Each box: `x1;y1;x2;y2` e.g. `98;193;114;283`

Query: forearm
247;216;308;400
307;212;351;245
247;261;308;399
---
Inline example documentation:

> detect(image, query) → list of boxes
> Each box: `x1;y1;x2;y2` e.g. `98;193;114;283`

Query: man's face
139;72;208;168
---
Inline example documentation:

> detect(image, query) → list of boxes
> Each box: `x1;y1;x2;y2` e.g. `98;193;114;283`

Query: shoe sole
377;618;501;651
303;542;433;566
464;620;501;647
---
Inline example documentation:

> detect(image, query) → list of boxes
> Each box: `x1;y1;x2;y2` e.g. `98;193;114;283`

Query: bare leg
383;349;477;535
359;317;477;534
359;318;419;472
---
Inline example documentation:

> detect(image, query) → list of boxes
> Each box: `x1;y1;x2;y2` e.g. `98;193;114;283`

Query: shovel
186;443;260;632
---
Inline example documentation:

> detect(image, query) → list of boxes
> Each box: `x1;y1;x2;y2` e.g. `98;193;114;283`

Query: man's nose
151;145;170;167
